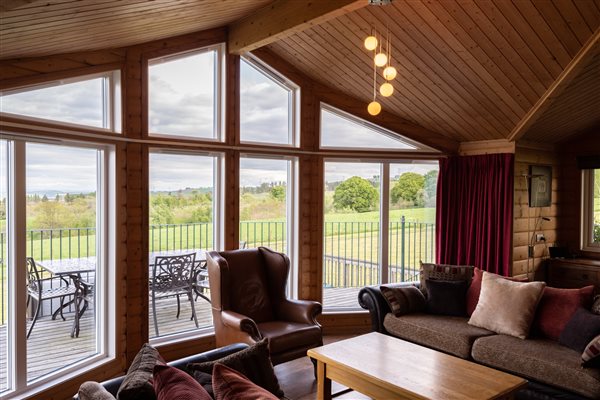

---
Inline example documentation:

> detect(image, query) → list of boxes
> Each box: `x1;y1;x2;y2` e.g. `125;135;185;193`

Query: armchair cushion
257;321;322;355
187;338;284;398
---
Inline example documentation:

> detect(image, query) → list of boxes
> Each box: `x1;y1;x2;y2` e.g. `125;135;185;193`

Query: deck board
0;286;361;389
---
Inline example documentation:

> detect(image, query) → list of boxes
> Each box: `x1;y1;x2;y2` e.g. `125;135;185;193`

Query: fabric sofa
359;282;600;400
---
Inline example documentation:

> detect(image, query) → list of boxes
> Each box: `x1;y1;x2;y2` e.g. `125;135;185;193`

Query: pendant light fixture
368;52;381;116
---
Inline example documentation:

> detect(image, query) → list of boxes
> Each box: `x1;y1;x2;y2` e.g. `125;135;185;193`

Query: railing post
401;215;405;282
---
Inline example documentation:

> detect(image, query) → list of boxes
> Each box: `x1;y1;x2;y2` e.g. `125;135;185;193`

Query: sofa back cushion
419;263;474;296
533;285;594;341
468;272;545;339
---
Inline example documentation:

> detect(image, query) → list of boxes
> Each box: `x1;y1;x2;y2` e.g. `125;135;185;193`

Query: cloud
149;153;214;192
240;158;288;186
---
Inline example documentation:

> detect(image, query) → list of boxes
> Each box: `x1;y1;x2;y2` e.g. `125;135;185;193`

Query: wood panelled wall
1;27;430;399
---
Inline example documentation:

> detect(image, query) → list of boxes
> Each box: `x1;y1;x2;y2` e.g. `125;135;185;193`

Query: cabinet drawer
548;263;600;288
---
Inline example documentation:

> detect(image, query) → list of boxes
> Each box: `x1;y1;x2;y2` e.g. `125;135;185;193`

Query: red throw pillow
466;268;528;316
212;363;278;400
153;364;212;400
533;285;594;340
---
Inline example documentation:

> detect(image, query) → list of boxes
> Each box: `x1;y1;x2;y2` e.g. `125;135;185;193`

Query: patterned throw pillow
187;338;283;398
117;344;164;400
380;286;426;316
78;381;116;400
419;262;474;296
582;335;600;368
592;295;600;315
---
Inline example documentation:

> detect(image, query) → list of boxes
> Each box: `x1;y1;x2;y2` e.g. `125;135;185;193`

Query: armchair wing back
207;247;323;365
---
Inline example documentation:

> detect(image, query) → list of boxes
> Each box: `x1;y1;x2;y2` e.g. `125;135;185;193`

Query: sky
0;50;433;195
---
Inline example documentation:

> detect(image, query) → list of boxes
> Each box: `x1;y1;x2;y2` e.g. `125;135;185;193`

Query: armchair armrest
221;310;261;340
277;299;322;325
358;282;420;334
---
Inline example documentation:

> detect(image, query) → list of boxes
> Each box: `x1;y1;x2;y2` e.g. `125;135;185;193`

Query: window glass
240;58;295;145
239;157;290;253
1;78;106;128
388;163;438;282
594;169;600;244
0;140;8;393
148;152;216;338
25;143;101;381
149;50;217;140
323;162;380;309
320;106;417;150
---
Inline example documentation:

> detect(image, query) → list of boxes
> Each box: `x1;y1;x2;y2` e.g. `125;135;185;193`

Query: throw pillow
468;272;545;339
466;268;528;316
380;285;426;316
425;279;468;317
78;381;116;400
559;308;600;353
153;364;211;400
419;262;474;296
582;335;600;368
533;285;594;340
187;338;283;398
592;295;600;315
191;370;214;399
117;343;164;400
212;363;278;400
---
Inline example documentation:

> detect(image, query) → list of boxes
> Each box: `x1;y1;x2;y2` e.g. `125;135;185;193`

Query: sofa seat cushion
472;334;600;399
383;313;494;359
257;321;322;355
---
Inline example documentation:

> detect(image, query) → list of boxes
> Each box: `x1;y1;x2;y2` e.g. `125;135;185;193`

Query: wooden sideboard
547;258;600;289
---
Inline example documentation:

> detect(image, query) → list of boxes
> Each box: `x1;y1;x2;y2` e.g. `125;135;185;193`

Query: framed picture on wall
529;165;552;207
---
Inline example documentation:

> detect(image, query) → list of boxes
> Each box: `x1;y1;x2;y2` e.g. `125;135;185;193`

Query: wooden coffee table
308;332;526;400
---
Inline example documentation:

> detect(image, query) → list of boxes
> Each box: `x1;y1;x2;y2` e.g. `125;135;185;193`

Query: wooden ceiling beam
508;26;600;142
228;0;366;55
252;47;460;155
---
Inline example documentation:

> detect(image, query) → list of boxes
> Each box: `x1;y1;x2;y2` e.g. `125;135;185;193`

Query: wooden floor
0;286;362;391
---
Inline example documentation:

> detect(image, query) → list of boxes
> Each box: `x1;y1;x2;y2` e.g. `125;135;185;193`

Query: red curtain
436;153;514;276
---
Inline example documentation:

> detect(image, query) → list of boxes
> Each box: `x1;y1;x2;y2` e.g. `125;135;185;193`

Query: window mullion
380;163;390;284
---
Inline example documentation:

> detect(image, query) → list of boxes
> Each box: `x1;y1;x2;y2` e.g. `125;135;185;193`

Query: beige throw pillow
468;271;545;339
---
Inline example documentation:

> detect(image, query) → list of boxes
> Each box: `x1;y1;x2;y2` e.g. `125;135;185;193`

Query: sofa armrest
358;282;420;333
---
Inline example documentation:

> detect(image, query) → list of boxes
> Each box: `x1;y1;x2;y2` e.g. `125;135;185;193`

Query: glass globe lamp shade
380;83;394;97
364;36;378;51
367;101;382;116
374;53;388;67
383;66;397;80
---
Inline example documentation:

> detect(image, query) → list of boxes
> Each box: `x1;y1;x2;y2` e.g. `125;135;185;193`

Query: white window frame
148;148;224;344
1;136;115;398
0;71;122;133
239;54;300;148
239;154;298;298
147;44;225;142
319;103;437;152
581;168;600;252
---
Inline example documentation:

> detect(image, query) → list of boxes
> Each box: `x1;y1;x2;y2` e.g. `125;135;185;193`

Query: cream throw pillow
468;271;545;339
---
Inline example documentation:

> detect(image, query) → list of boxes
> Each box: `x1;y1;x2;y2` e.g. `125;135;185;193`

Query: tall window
148;151;221;339
240;56;298;146
582;168;600;251
321;106;438;310
148;46;223;140
1;72;121;132
0;139;112;395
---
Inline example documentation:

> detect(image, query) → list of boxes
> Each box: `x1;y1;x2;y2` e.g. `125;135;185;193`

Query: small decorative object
528;165;552;207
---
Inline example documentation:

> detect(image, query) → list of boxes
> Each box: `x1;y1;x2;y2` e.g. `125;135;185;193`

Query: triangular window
320;104;431;151
1;72;120;131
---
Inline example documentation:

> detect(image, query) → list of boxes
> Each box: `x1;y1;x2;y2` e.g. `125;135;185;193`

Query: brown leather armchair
206;247;323;365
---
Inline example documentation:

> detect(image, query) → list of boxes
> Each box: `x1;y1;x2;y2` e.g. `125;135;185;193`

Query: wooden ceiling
267;0;600;144
1;0;599;146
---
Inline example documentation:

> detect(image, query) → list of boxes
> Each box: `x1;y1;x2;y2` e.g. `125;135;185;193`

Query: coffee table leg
316;360;332;400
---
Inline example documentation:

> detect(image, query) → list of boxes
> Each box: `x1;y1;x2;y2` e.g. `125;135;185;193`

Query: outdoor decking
0;286;360;387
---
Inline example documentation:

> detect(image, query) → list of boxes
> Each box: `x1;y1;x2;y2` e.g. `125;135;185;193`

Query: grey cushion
78;381;116;400
116;344;161;400
472;334;600;399
383;313;494;359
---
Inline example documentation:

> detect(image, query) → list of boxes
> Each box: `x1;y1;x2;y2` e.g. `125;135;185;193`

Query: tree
391;172;425;206
423;170;438;207
333;176;378;213
270;186;285;201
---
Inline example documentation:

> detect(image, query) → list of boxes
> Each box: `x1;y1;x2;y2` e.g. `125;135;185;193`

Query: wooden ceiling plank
412;0;529;116
386;4;516;134
1;0;143;19
228;0;365;55
315;17;470;138
339;11;496;140
551;0;594;44
435;0;544;101
532;0;584;57
0;0;70;12
508;27;600;142
573;0;600;33
510;0;574;69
